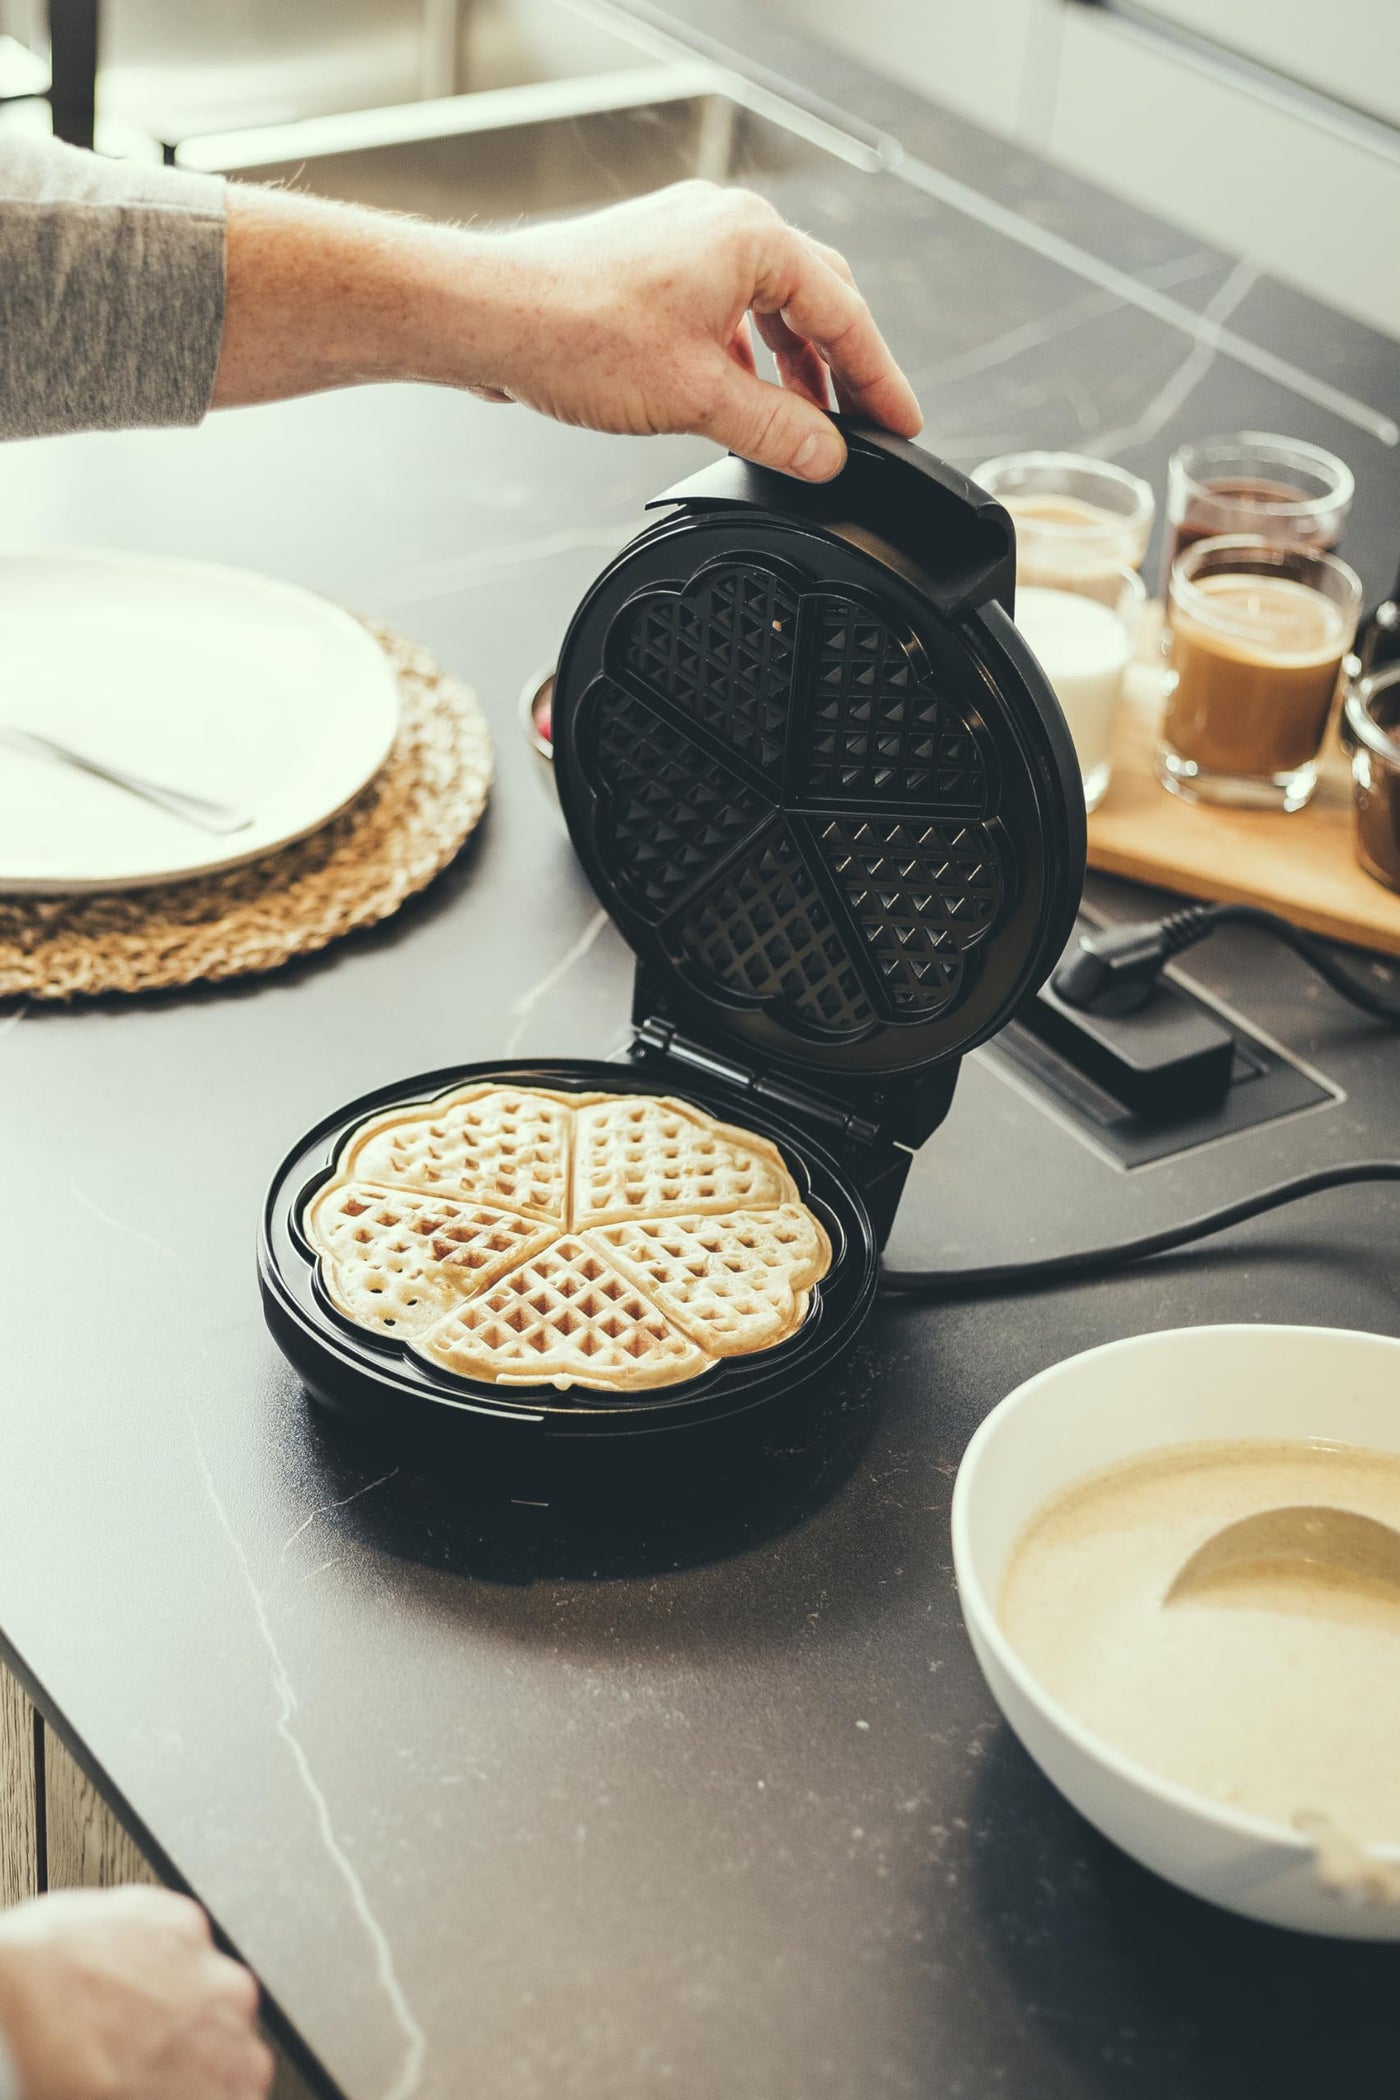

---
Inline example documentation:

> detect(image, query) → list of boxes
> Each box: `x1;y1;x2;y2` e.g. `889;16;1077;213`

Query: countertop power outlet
1018;971;1235;1119
989;930;1335;1167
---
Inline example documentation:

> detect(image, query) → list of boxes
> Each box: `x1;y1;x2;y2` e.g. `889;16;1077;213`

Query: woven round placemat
0;621;493;1001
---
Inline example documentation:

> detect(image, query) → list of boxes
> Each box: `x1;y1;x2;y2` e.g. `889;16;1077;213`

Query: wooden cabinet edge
0;1654;316;2100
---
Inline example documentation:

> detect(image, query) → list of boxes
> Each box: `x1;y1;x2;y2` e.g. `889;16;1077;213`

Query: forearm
213;184;496;405
0;140;919;478
0;141;486;437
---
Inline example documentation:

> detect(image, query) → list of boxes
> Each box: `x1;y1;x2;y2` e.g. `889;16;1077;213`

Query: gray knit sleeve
0;135;226;440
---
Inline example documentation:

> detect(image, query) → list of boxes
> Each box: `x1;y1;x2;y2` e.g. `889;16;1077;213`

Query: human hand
218;175;921;479
0;1888;273;2100
459;180;922;480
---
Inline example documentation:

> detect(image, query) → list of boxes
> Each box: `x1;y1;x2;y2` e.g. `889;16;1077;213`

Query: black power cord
878;907;1400;1299
878;1161;1400;1299
1051;903;1400;1021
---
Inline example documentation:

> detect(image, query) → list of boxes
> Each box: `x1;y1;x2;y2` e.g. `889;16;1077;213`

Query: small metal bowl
1345;663;1400;893
518;663;558;809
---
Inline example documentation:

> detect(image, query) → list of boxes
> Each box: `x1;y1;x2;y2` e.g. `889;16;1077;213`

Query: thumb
704;367;847;483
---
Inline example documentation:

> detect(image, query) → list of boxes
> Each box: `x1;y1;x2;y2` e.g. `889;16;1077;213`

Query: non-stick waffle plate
259;1060;876;1478
551;430;1082;1094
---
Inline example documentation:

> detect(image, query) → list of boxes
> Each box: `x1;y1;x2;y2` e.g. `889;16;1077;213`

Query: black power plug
1053;903;1400;1027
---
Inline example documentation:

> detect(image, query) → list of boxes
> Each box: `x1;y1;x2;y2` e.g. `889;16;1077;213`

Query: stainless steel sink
176;0;876;220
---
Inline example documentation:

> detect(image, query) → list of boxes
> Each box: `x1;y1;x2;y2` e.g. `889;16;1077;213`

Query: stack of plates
0;549;400;894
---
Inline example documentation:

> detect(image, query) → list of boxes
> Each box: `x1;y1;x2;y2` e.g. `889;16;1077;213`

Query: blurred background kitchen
2;0;1396;335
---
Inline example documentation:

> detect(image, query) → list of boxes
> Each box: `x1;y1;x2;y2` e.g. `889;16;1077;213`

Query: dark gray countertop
3;9;1400;2098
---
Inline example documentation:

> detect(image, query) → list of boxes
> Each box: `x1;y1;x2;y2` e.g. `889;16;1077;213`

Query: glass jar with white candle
973;452;1155;588
1014;567;1146;812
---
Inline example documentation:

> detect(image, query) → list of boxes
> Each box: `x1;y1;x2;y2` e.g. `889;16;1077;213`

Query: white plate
0;548;400;892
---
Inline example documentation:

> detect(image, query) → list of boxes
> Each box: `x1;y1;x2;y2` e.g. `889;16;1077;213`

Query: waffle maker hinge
628;970;959;1251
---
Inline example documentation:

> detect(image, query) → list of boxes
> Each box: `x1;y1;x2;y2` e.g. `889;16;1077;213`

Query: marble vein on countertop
178;1394;427;2100
69;1178;184;1264
904;246;1229;396
1083;257;1260;458
504;904;610;1057
373;524;633;614
66;1176;428;2100
890;150;1397;445
278;1468;400;1565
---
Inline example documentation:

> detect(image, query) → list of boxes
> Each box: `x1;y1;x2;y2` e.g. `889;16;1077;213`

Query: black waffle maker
259;420;1085;1491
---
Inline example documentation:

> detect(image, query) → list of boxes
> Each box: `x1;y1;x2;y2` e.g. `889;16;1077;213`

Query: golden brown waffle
573;1094;791;1227
307;1083;832;1393
417;1237;711;1390
591;1206;829;1358
342;1084;585;1223
305;1181;556;1338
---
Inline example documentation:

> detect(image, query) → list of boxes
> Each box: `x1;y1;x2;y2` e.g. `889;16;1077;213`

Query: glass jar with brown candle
1157;536;1362;812
1346;665;1400;893
1162;433;1353;589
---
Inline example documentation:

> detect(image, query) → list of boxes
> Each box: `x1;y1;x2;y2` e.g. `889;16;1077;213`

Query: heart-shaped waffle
593;1206;829;1358
305;1182;556;1338
572;1093;792;1229
341;1083;580;1222
417;1236;712;1390
305;1084;831;1393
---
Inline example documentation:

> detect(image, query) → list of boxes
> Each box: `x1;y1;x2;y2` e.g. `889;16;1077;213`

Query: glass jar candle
1346;665;1400;894
1157;535;1362;813
1016;566;1145;812
973;452;1154;588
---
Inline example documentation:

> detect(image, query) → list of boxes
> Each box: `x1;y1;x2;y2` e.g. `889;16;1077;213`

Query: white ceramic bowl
951;1324;1400;1938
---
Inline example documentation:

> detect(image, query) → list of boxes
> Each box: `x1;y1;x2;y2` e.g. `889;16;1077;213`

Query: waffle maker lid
551;419;1085;1153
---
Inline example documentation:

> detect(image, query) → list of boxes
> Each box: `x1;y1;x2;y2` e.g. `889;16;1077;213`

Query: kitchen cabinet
1049;7;1400;344
776;0;1400;340
1131;0;1400;131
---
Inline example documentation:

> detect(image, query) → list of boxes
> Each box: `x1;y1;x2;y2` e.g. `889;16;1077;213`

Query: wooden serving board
1085;616;1400;958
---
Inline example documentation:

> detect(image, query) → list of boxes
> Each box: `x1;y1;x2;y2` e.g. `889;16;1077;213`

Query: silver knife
0;724;254;836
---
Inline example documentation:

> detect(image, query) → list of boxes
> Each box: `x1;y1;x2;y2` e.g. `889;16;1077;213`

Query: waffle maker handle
645;416;1018;620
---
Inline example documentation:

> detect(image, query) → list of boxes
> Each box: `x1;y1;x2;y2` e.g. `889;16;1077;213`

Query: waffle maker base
259;1059;879;1500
